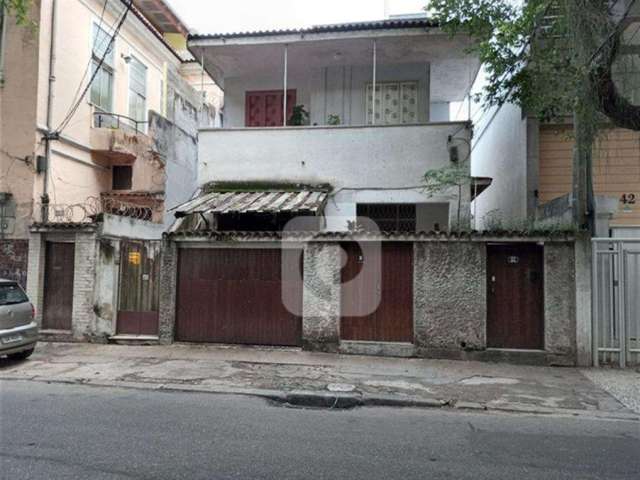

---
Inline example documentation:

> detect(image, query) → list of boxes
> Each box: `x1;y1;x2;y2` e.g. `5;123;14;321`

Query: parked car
0;279;38;360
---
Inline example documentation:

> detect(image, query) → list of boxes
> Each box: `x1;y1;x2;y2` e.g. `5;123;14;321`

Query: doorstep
339;341;415;358
40;330;75;342
109;334;160;346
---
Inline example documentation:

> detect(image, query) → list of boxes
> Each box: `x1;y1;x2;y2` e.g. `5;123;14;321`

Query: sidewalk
1;342;638;420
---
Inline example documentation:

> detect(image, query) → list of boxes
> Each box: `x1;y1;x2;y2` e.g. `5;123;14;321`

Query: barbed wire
37;195;163;223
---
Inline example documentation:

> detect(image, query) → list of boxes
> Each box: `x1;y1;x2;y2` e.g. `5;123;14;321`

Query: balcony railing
93;110;148;134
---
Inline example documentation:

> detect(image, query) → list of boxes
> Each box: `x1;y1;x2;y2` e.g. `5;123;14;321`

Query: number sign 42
621;193;636;205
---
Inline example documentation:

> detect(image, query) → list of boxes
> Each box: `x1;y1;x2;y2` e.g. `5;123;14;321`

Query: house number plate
507;256;520;264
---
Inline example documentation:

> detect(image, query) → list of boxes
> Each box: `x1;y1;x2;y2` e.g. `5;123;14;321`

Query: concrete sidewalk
1;342;637;420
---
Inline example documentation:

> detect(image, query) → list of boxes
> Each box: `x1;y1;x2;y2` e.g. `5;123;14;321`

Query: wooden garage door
175;248;302;346
341;242;413;342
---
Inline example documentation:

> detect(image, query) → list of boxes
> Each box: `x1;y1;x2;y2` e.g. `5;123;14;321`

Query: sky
165;0;428;34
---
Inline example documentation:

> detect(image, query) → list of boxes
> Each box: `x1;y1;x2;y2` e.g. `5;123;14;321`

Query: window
128;56;147;130
366;81;419;125
112;165;132;190
357;204;417;232
0;282;28;306
90;23;115;114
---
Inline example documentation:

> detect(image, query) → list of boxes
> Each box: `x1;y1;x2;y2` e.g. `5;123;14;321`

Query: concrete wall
148;112;198;228
163;237;578;365
470;102;528;228
199;122;472;230
0;3;40;239
414;242;486;355
301;242;341;352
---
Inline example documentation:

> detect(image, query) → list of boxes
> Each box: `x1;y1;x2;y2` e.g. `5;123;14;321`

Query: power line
66;0;109;111
53;0;133;135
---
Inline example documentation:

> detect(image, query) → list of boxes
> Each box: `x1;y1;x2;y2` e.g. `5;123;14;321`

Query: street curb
1;375;639;421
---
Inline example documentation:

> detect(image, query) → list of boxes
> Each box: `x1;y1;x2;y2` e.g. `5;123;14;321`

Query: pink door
245;90;296;127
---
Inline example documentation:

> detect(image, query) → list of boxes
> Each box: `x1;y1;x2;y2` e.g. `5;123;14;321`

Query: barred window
357;204;417;232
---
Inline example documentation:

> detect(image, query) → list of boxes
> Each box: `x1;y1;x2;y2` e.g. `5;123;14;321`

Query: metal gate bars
592;239;640;367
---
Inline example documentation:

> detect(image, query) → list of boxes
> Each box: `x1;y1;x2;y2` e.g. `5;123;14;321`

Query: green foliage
327;114;341;126
482;209;577;234
428;0;619;123
423;164;471;195
1;0;33;26
288;105;309;126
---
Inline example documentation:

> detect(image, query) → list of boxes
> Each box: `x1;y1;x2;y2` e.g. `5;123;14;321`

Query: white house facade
182;18;487;233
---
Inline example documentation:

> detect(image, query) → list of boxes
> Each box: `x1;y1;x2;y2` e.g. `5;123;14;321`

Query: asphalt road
1;381;639;480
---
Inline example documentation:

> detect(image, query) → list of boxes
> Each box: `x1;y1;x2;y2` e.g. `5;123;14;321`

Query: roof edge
188;18;438;41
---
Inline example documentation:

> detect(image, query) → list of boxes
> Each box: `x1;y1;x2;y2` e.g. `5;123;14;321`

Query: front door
245;90;296;127
116;241;160;336
42;242;75;330
340;242;414;342
487;244;544;349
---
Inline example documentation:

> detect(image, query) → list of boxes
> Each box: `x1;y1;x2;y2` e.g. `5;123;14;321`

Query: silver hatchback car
0;279;38;360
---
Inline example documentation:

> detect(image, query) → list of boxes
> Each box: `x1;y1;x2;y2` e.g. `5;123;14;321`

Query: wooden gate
341;242;414;342
42;242;75;330
175;248;302;346
487;244;544;349
116;241;160;336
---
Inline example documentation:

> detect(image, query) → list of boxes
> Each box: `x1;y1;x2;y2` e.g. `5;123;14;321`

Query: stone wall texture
71;232;98;340
414;242;487;354
158;240;178;344
0;240;29;287
302;242;341;352
544;242;577;357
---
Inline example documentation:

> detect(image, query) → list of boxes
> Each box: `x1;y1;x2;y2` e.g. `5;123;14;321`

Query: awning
171;190;329;217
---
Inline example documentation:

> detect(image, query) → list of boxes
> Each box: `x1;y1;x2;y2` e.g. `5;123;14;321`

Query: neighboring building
471;9;640;239
0;0;219;341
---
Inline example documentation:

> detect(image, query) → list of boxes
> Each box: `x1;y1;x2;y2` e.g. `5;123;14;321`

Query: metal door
593;238;640;367
487;244;544;349
42;242;75;330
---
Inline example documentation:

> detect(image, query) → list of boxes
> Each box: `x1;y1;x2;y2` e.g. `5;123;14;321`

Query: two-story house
0;0;221;342
177;17;485;235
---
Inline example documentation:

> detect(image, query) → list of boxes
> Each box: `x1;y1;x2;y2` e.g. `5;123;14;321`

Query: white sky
166;0;428;34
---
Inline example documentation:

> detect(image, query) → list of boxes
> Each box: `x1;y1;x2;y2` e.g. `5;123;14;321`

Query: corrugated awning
171;190;329;217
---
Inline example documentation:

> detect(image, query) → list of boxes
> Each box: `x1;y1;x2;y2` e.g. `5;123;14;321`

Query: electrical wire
54;0;133;135
66;0;109;110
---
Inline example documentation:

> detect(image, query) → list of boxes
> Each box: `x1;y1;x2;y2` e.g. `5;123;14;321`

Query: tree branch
592;32;640;131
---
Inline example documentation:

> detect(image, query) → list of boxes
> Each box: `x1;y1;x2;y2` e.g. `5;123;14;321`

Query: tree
1;0;33;25
428;0;640;230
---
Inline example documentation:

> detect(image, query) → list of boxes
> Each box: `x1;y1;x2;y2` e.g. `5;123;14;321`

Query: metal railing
592;238;640;367
93;110;148;134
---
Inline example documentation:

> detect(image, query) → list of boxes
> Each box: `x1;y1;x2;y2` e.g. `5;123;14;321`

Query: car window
0;283;29;305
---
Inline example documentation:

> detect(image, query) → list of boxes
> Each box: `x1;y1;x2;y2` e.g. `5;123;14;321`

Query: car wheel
7;347;35;361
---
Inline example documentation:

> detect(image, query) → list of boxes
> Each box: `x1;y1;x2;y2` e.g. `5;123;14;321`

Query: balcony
90;111;155;165
198;122;472;191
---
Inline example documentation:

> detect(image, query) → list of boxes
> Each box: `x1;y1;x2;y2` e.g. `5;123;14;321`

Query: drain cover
327;383;356;392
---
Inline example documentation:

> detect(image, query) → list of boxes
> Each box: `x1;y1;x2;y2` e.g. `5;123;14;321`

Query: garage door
175;248;302;346
341;242;413;342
